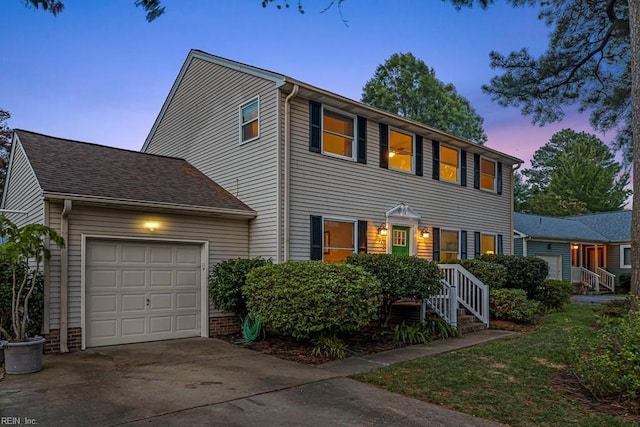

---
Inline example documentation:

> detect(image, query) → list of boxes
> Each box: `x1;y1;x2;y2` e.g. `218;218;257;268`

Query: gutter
283;84;299;262
60;199;72;353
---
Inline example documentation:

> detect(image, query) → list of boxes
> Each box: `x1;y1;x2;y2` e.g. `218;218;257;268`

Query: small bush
392;322;430;345
618;272;631;294
575;311;640;401
0;264;44;338
312;334;348;359
346;254;442;326
600;298;632;318
490;288;542;324
244;261;381;339
532;279;574;310
439;259;507;289
209;257;272;319
478;254;548;297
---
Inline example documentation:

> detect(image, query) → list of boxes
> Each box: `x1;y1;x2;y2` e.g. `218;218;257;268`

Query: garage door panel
86;239;202;348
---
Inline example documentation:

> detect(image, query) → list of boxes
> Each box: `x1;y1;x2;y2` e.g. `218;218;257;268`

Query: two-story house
1;50;521;352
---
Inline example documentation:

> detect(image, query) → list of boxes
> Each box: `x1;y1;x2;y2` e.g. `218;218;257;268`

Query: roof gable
14;129;254;215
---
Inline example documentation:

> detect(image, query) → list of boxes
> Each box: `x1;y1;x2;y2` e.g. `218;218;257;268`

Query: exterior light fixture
571;244;579;250
420;228;430;239
378;224;388;237
144;221;159;231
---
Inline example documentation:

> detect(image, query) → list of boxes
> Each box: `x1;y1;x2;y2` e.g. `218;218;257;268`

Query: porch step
458;321;487;335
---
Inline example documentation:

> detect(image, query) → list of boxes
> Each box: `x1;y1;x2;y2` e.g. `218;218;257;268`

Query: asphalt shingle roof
514;213;609;243
566;211;631;242
15;129;254;214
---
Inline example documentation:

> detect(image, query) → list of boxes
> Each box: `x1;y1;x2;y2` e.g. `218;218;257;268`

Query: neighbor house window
621;245;631;268
389;129;414;172
240;98;259;143
323;108;355;159
323;219;356;263
481;233;496;254
440;145;459;183
480;158;497;192
441;229;460;260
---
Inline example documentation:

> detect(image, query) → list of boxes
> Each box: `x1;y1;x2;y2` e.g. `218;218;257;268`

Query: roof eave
42;192;257;219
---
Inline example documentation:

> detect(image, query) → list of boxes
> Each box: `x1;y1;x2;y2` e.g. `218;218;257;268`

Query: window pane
624;247;631;266
242;101;259;123
324;249;354;263
393;230;406;246
324;110;353;136
323;132;353;157
242;121;258;141
441;230;459;259
481;174;495;191
324;220;354;249
441;146;459;166
440;146;459;182
480;159;496;190
322;109;354;157
481;159;495;175
481;234;495;254
389;130;413;172
441;252;458;261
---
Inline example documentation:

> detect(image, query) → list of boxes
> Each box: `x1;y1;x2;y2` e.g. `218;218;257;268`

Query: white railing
596;267;616;293
423;279;458;329
437;264;490;327
580;267;600;292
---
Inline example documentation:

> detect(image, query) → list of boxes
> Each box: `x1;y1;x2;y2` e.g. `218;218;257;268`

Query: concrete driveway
0;337;504;426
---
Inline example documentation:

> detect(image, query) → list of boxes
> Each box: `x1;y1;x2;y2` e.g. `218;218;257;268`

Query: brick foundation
209;315;242;336
44;327;82;353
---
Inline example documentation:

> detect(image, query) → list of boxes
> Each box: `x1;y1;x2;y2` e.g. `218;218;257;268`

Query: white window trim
480;232;497;255
480;156;497;193
440;228;461;259
322;216;358;261
239;96;260;145
620;244;631;268
388;127;415;174
321;106;356;161
440;143;460;184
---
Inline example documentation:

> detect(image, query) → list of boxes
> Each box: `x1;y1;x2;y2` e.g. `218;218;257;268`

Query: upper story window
240;97;259;143
621;245;631;268
441;229;460;260
323;108;355;159
480;233;496;255
389;129;414;173
480;158;497;192
440;145;459;183
323;218;356;263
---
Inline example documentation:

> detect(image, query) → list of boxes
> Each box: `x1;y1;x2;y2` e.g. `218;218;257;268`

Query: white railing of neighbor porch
596;267;616;293
581;267;600;292
437;264;490;327
424;279;458;329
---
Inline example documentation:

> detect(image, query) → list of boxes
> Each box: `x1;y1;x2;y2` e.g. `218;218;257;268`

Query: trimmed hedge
209;257;272;319
244;261;381;339
478;254;548;297
532;279;573;310
439;259;507;289
346;254;442;325
490;288;542;324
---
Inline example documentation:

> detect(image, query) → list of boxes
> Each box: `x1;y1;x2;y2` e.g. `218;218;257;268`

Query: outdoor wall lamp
144;221;160;232
571;244;579;250
378;224;388;237
420;228;430;239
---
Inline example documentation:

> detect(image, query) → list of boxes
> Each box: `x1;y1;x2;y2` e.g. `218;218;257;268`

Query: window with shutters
322;107;355;160
480;233;496;254
323;219;356;263
440;145;460;183
441;229;460;260
389;128;414;173
239;97;259;143
480;157;497;192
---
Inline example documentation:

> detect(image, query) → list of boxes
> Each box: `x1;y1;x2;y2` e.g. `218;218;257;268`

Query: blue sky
1;0;600;166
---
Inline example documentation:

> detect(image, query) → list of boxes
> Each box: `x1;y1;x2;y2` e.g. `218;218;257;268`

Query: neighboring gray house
514;211;631;293
2;50;523;352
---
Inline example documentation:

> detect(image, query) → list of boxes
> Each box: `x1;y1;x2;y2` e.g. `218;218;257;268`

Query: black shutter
309;101;321;153
432;227;440;261
310;215;323;260
460;149;467;187
460;230;468;259
497;162;503;194
358;220;368;254
357;116;367;164
379;123;389;169
432;141;440;180
474;232;481;258
497;234;504;254
415;135;423;176
473;154;480;189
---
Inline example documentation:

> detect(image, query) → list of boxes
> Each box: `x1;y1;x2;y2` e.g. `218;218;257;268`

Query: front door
391;226;410;256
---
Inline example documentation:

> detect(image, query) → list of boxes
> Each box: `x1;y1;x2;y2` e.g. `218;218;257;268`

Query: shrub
346;254;443;326
0;263;44;339
312;334;348;359
392;322;430;345
244;261;381;339
618;272;631;294
600;298;632;318
575;311;640;401
531;279;573;310
439;259;507;289
478;254;548;297
489;288;542;324
209;257;272;320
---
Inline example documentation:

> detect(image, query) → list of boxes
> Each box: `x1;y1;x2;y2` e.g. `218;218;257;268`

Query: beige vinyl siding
608;243;631;281
2;140;44;227
144;58;280;259
288;97;513;261
45;203;249;329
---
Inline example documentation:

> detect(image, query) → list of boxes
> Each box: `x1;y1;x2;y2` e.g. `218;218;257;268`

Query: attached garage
537;255;563;280
84;239;206;348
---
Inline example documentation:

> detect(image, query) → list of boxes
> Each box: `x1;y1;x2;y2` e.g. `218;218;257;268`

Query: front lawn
354;304;638;427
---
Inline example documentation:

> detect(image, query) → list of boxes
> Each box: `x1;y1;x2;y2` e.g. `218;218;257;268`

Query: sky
1;0;605;168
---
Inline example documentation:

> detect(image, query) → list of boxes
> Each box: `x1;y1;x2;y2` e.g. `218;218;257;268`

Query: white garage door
86;240;202;347
538;255;562;280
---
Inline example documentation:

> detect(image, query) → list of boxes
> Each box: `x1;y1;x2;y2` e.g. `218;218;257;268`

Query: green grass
354;305;636;427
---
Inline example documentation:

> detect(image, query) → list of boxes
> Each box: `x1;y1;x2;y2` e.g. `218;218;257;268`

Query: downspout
511;163;522;255
60;199;72;353
283;84;299;262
